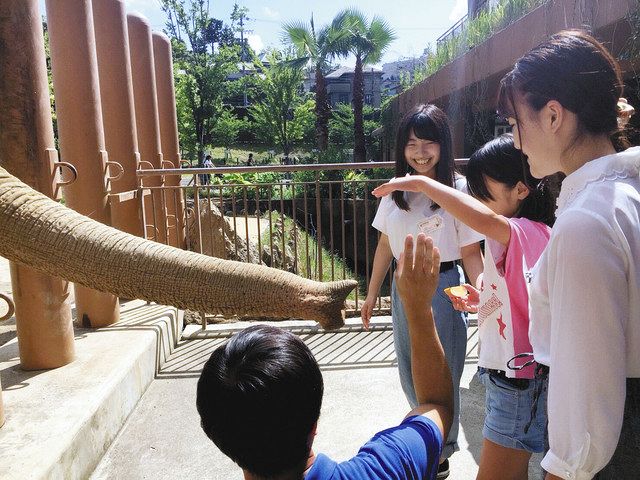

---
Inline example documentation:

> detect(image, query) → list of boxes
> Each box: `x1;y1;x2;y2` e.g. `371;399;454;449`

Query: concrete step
0;300;183;480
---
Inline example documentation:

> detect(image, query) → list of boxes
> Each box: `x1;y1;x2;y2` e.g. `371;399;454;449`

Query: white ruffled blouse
529;147;640;479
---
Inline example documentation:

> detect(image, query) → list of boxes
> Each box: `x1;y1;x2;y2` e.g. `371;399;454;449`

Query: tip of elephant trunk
309;279;358;331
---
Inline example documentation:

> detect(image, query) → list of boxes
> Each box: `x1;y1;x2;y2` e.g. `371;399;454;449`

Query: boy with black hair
197;233;453;479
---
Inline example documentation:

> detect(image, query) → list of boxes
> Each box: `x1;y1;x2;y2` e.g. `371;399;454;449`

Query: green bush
411;0;547;85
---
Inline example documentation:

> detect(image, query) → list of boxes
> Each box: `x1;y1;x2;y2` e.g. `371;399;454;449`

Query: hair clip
617;97;635;128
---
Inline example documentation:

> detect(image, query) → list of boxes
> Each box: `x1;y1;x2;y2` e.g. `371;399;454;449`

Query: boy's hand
395;233;440;311
371;176;429;198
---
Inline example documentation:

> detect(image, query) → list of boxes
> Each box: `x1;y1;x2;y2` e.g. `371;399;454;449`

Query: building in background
325;66;384;108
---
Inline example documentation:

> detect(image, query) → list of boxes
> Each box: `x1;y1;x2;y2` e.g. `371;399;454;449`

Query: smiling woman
404;134;442;176
362;104;484;475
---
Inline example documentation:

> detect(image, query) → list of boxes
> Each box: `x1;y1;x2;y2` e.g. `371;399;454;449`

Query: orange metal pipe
46;0;120;327
127;13;168;244
153;32;186;248
0;0;76;371
93;0;143;238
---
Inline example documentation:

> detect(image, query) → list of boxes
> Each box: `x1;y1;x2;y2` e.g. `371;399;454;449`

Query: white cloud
247;34;264;53
449;0;467;21
262;6;280;20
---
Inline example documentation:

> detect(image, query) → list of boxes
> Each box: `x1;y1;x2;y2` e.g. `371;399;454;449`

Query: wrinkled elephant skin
0;167;356;330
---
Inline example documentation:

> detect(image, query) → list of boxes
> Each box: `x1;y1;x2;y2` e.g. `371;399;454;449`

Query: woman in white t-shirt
373;134;558;480
497;30;640;479
362;104;483;476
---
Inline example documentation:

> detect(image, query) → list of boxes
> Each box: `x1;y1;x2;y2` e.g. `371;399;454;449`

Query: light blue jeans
391;265;468;459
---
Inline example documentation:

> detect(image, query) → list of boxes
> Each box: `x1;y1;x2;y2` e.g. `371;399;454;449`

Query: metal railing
137;160;470;324
137;162;397;322
436;14;469;50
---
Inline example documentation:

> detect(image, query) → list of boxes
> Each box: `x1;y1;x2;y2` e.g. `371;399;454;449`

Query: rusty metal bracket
0;293;15;322
105;160;125;182
53;161;78;187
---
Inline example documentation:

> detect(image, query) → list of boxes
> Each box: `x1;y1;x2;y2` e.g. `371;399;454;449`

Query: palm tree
340;9;395;162
282;14;349;151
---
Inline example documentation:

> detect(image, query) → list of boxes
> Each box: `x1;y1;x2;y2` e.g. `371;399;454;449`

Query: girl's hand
361;295;377;330
447;283;480;313
372;176;428;198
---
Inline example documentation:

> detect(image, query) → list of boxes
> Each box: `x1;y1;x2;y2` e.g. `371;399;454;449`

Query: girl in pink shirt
373;134;558;480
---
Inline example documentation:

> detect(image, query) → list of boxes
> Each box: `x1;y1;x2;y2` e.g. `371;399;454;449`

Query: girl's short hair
466;134;558;227
393;104;455;211
497;29;628;151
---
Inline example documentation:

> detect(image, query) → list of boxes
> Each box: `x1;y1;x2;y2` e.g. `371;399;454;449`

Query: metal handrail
136;162;396;177
436;14;468;48
135;159;470;325
136;159;469;177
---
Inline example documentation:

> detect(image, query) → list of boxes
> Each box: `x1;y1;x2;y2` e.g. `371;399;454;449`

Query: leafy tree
229;3;254;62
161;0;240;161
210;108;247;149
250;50;312;158
282;13;349;151
329;103;381;159
339;9;395;162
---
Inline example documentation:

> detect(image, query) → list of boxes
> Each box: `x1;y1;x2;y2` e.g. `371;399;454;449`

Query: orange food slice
444;285;468;299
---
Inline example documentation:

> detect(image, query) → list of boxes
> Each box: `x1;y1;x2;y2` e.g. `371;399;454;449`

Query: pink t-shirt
477;217;550;379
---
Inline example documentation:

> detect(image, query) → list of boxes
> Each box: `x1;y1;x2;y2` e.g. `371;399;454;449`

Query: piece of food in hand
444;285;468;299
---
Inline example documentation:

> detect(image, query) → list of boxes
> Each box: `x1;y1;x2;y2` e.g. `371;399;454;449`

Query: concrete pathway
92;321;544;480
0;256;544;479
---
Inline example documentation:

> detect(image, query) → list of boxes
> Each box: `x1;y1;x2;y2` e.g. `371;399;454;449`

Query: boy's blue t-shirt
305;415;443;480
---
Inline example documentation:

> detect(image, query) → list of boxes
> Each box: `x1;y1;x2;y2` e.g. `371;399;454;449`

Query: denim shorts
478;367;548;453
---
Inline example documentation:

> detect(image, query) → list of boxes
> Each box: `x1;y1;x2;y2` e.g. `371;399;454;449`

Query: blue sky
40;0;468;66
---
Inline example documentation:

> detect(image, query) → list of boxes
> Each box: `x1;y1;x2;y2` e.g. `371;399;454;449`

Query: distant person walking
200;154;213;185
247;153;254;166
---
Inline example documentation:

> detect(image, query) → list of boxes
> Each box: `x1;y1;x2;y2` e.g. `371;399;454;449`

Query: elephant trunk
0;167;356;329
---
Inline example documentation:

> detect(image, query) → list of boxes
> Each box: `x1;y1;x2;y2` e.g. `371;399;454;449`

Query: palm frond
281;21;318;59
281;56;311;71
362;16;396;64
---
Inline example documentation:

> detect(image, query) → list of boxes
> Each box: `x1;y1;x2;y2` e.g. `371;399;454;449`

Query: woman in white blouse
497;30;640;480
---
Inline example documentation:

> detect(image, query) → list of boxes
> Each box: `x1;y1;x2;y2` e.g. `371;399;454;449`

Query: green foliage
174;64;198;156
338;9;396;65
410;0;547;86
329;103;381;159
295;98;317;145
335;9;395;162
328;103;354;146
250;50;312;156
282;12;353;150
260;212;355;285
42;20;58;148
313;146;353;164
211;108;247;148
161;0;241;161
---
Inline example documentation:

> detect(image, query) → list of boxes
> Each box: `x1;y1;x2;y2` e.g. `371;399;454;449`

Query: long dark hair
497;29;628;152
466;134;557;227
393;104;455;211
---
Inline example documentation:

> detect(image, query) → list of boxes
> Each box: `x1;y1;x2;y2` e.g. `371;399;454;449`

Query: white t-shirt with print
372;176;483;261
